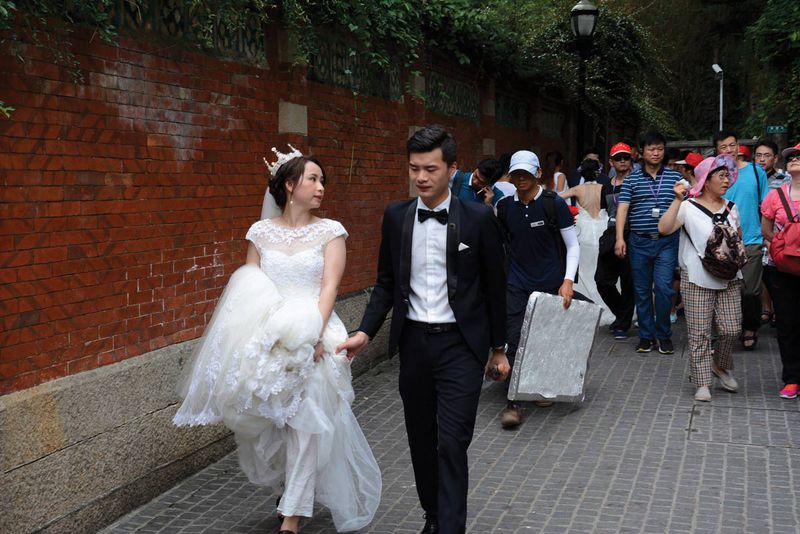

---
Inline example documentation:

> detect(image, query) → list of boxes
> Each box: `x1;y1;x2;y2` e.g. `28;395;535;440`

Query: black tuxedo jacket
358;196;507;362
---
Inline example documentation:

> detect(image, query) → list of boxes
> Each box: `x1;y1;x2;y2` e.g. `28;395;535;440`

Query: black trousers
770;270;800;384
594;249;635;331
398;324;484;534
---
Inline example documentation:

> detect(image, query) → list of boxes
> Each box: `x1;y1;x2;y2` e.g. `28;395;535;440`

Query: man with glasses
714;130;769;350
754;139;789;329
596;143;636;339
754;139;790;190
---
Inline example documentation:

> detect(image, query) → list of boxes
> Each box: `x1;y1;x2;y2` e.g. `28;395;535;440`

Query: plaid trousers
681;271;742;387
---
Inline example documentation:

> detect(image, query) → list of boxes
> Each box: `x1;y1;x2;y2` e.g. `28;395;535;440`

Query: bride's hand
313;341;324;362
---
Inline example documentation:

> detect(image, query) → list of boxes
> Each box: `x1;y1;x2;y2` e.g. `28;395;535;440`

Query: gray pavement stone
101;321;800;533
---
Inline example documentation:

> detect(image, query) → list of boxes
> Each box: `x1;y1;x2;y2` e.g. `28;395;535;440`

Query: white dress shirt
407;194;456;323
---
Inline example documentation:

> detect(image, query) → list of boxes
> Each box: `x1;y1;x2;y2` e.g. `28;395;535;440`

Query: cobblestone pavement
103;321;800;533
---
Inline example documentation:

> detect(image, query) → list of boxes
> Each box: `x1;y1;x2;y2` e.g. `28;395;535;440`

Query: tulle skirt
574;208;613;325
173;265;381;531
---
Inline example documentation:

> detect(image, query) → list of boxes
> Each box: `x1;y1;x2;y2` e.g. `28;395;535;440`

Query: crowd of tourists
451;130;800;418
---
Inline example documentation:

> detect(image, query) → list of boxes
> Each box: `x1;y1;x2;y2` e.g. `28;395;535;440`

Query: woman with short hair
658;155;744;401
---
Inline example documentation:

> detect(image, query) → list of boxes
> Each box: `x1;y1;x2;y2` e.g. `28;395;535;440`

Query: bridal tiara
264;144;303;177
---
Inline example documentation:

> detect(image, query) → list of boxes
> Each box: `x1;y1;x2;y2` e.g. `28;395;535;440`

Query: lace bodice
246;218;348;298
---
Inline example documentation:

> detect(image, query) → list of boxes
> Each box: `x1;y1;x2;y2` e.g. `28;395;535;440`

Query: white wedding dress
173;218;381;532
574;207;613;325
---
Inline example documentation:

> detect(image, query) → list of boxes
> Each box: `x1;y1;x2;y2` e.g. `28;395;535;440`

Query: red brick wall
0;28;569;394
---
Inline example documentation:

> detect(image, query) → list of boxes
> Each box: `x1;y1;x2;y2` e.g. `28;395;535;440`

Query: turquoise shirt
723;163;768;245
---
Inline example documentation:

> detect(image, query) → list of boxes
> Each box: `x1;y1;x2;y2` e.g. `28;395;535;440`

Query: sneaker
712;368;738;392
670;311;678;324
694;386;711;402
779;384;799;399
658;339;674;354
636;339;654;353
500;403;523;428
612;329;628;340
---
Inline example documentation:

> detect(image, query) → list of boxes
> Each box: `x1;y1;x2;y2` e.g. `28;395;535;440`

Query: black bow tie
418;208;448;224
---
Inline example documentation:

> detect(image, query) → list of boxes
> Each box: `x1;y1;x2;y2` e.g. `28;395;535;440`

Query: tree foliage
747;0;800;137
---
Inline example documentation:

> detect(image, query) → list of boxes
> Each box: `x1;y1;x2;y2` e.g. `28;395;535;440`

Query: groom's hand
336;331;370;360
486;349;510;381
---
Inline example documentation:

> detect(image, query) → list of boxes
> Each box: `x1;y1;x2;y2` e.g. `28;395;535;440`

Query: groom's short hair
407;124;457;165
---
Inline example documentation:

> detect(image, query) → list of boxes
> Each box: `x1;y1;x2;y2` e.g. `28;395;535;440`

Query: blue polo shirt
723;163;768;245
496;190;575;292
618;165;681;235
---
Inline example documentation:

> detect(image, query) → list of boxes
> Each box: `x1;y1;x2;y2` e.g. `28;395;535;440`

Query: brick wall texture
0;26;570;394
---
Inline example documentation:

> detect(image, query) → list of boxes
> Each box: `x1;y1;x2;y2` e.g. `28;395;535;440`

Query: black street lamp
570;0;599;166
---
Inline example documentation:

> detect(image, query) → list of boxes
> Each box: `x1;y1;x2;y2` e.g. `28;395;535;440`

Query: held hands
485;349;510;381
335;331;370;361
558;279;574;309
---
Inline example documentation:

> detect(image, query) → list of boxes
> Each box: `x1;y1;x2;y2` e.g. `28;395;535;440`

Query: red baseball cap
738;145;750;157
609;142;632;157
675;152;704;168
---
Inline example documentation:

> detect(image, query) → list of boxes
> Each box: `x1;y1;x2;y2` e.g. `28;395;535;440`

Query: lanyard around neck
645;168;664;201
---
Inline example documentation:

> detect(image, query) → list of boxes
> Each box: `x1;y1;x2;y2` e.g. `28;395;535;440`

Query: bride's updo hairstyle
268;155;327;208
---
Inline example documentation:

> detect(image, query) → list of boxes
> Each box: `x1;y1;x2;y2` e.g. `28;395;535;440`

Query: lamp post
570;0;599;166
712;63;723;131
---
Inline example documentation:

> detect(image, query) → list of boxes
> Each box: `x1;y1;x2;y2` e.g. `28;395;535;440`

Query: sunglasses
787;154;800;163
612;154;632;162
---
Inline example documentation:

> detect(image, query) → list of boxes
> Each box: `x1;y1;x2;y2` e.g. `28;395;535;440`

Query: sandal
741;332;758;351
761;311;773;325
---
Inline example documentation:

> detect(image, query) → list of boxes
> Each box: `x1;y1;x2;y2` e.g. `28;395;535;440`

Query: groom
337;125;509;534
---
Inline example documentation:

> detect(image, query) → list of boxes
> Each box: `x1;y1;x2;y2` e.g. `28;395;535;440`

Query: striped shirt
618;165;682;235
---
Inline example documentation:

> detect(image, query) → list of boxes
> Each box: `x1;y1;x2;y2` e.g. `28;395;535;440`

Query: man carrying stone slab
495;150;581;428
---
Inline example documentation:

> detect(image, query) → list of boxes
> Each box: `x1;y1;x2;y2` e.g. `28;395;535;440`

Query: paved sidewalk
103;321;800;533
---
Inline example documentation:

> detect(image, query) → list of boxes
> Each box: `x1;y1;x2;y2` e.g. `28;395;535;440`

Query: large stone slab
508;292;602;402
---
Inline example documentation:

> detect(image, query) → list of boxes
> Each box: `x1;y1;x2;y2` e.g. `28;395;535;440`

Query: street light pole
712;63;723;131
576;49;588;167
570;0;599;166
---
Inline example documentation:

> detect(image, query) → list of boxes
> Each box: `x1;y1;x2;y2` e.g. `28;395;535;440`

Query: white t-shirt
676;200;743;290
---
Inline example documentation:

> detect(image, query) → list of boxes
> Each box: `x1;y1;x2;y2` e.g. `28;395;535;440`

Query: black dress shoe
421;514;439;533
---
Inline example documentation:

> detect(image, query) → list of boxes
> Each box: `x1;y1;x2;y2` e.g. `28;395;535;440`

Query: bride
560;159;613;324
173;146;381;533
